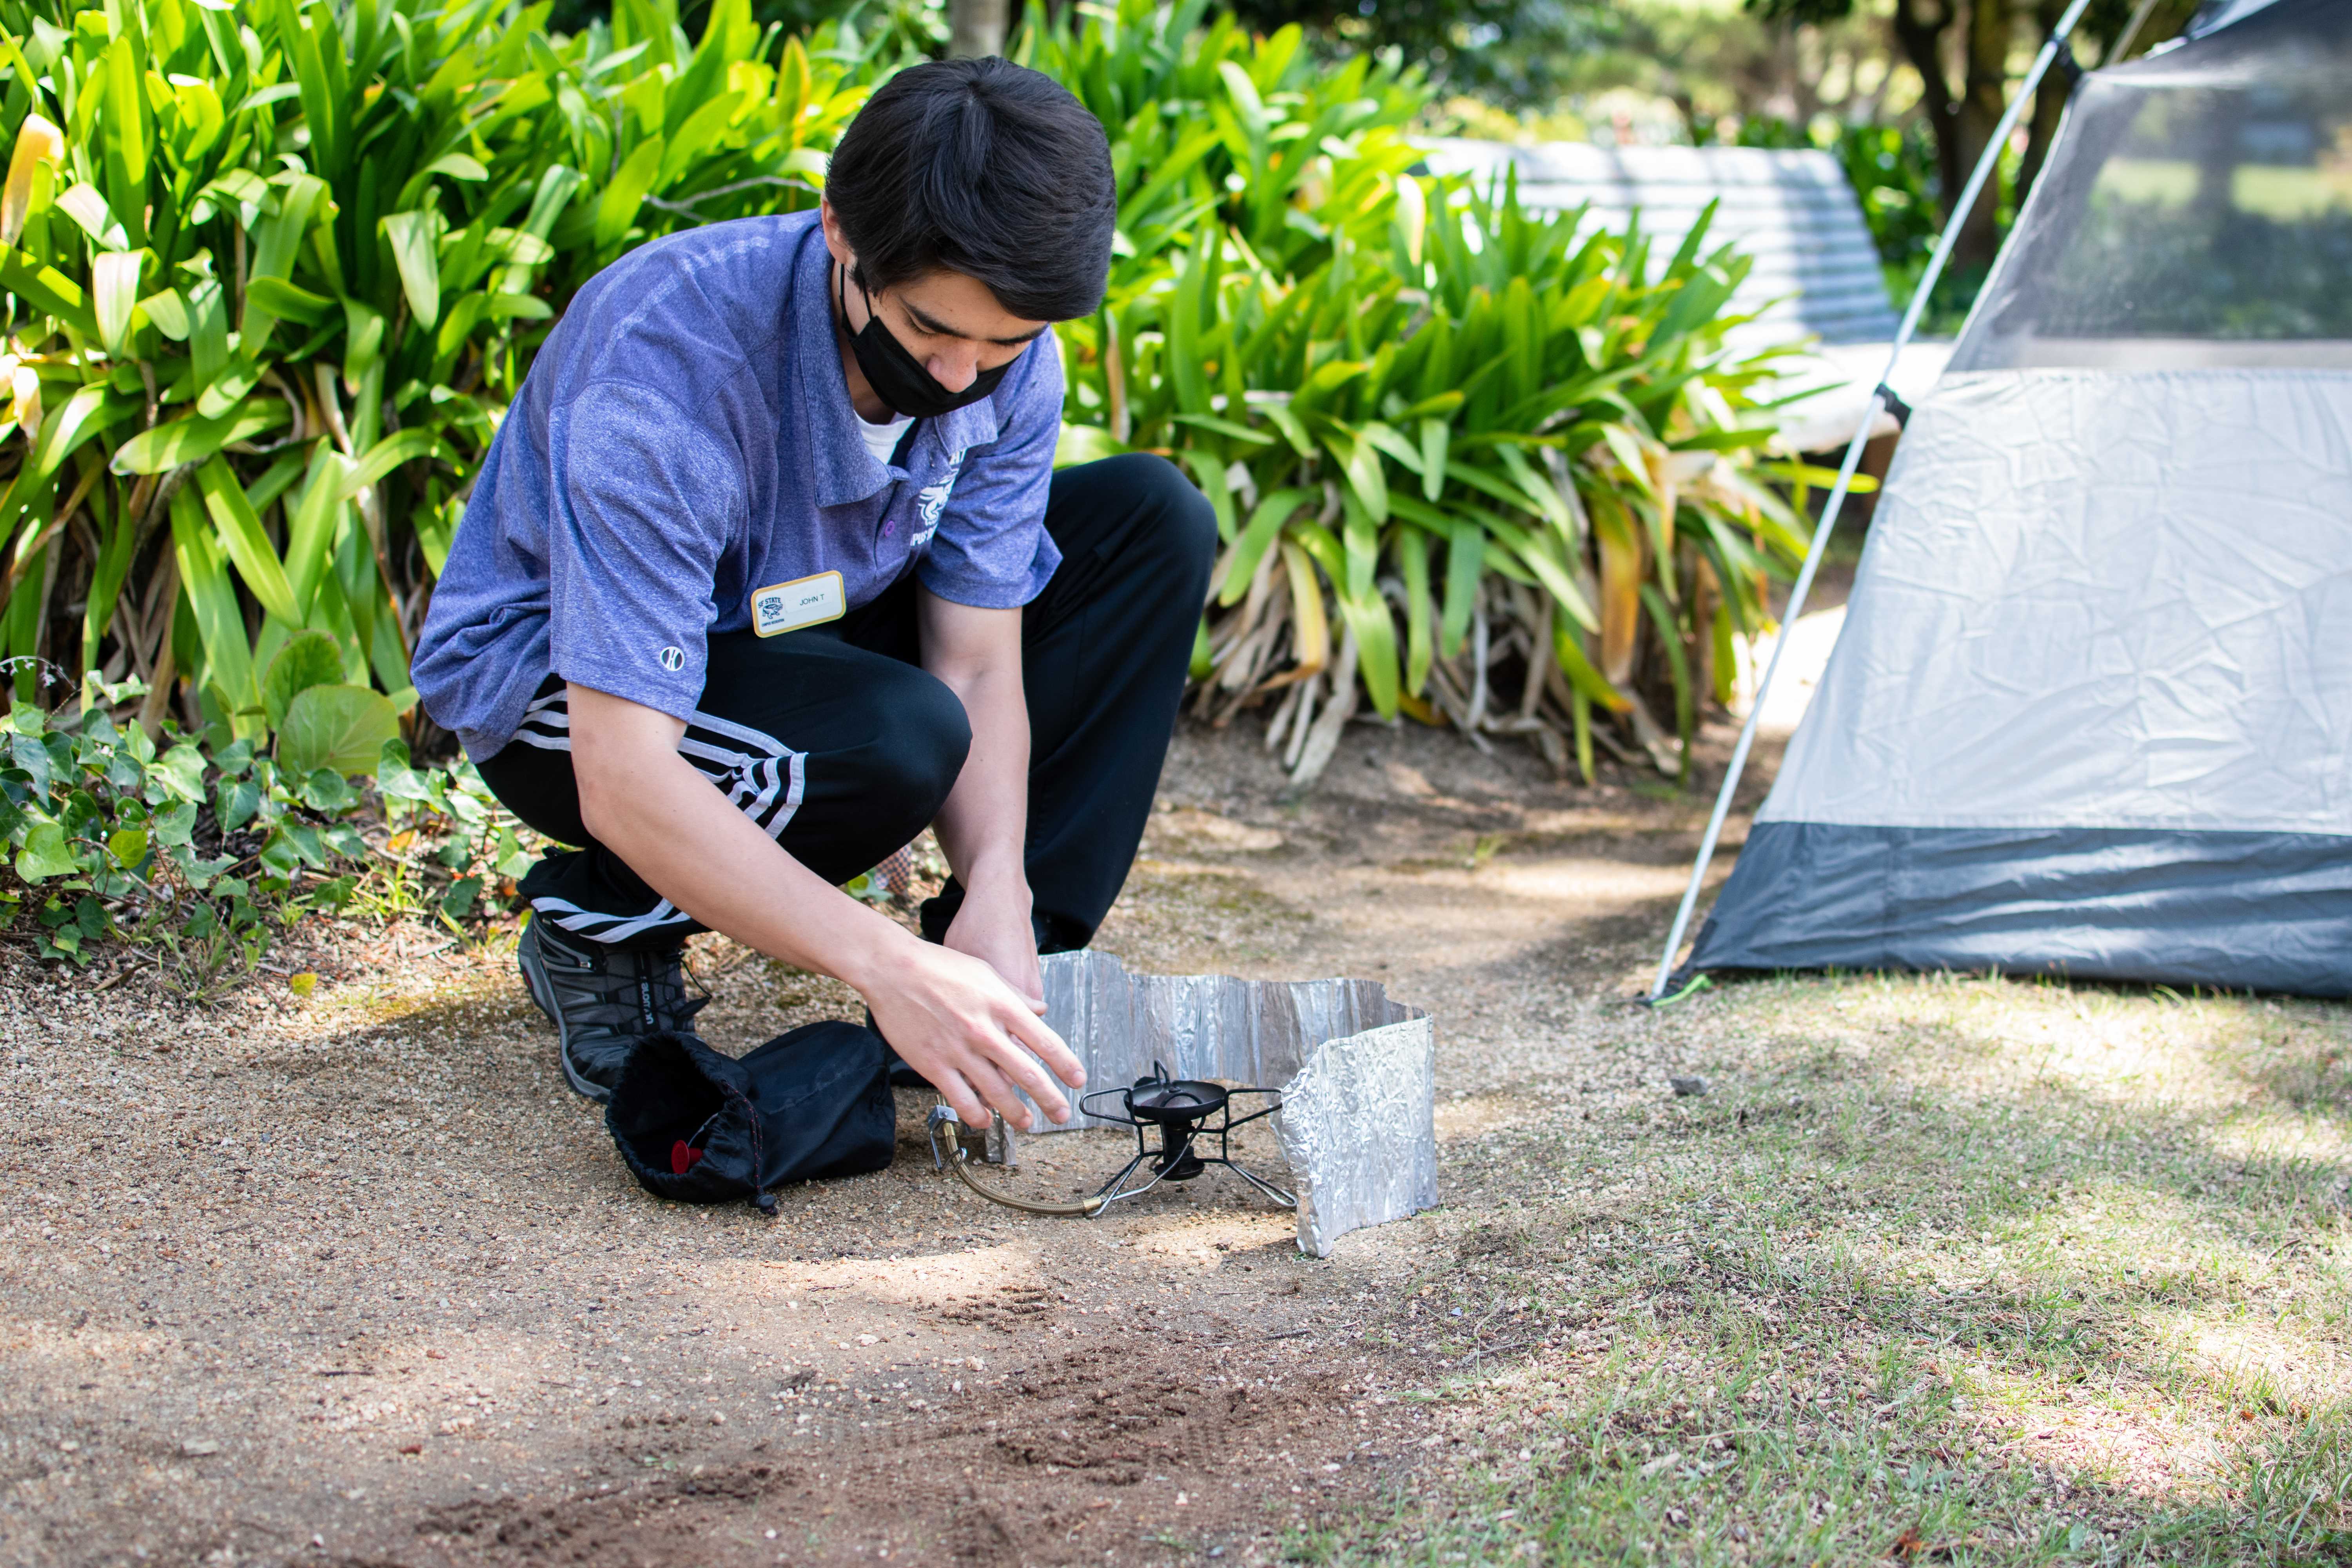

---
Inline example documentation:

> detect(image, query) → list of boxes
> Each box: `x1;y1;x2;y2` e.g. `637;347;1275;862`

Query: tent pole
2109;0;2165;61
1646;0;2098;1002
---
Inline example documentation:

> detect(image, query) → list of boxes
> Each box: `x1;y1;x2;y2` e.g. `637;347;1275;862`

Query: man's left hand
944;882;1045;1013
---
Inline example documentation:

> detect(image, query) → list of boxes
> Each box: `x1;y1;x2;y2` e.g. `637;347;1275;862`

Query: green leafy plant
0;0;878;742
1033;0;1822;786
0;662;534;976
0;670;366;974
373;735;537;929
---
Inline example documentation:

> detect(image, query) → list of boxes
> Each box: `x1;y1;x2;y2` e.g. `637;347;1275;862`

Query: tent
1679;0;2352;997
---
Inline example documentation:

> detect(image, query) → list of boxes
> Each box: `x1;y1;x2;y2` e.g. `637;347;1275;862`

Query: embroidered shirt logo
909;449;965;552
657;646;687;672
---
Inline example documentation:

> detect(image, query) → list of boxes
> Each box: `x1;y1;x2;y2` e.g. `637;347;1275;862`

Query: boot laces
628;947;711;1034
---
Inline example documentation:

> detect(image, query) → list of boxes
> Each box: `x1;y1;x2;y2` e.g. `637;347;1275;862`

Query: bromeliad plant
0;0;875;742
1036;0;1827;786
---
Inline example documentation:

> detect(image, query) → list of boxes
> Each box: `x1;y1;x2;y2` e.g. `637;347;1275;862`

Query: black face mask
836;262;1011;420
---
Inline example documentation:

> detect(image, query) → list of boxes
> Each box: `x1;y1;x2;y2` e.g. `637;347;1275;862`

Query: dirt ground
0;697;1775;1568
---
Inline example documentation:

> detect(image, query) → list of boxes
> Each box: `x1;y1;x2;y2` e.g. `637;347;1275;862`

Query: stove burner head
1125;1077;1229;1126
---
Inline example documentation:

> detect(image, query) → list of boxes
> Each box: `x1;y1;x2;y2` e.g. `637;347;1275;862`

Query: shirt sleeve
916;342;1065;610
544;381;745;720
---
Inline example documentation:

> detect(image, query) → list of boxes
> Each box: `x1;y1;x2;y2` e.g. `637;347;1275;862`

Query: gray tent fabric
1684;0;2352;996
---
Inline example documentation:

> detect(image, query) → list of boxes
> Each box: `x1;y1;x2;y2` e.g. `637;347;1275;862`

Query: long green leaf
0;245;97;337
1218;487;1311;607
90;250;141;356
99;37;149;248
196;457;301;626
1417;418;1448;504
382;209;444;329
168;486;261;728
593;140;664;250
340;429;442;498
1338;429;1388;527
1335;590;1399;719
1397;524;1431;698
283;444;353;617
1439;521;1481;660
1552;616;1629;714
27;385;139;486
112;400;289;475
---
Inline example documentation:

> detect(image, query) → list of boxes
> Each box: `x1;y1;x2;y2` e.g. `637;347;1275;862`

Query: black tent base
1681;821;2352;1000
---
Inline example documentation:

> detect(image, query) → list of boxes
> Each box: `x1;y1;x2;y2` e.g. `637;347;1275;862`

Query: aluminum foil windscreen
1016;951;1437;1257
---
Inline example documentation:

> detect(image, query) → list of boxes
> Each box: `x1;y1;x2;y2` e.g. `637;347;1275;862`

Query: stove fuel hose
927;1105;1107;1218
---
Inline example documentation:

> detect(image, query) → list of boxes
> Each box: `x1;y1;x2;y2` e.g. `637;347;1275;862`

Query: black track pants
474;454;1216;954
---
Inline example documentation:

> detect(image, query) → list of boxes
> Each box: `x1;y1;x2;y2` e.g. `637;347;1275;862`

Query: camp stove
927;952;1436;1254
1086;1064;1297;1207
929;1062;1295;1217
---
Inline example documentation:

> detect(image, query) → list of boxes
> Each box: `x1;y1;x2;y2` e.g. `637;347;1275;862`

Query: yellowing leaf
1590;492;1644;686
0;114;62;248
91;250;143;356
1278;539;1329;683
12;364;40;440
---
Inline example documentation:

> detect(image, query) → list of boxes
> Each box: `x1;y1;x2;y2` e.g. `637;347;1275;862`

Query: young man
412;59;1215;1138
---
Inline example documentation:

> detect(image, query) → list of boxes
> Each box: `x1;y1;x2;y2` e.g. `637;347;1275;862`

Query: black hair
825;58;1116;323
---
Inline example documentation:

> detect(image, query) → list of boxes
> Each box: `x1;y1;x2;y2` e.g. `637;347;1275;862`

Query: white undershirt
856;409;913;466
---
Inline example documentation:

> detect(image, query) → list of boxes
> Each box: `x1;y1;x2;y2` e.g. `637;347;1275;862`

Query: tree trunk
2014;0;2073;216
1890;0;1965;242
949;0;1009;57
1950;0;2013;271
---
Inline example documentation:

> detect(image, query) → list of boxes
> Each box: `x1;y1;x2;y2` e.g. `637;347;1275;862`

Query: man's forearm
927;659;1031;901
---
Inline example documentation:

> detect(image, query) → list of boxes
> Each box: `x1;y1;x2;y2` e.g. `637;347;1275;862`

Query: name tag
751;571;846;637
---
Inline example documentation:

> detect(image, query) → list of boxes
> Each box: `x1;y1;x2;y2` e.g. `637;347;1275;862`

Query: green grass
1298;974;2352;1565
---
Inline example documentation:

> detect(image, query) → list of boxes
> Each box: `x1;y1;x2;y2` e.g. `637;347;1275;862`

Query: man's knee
860;665;971;827
1063;453;1216;604
1120;453;1217;579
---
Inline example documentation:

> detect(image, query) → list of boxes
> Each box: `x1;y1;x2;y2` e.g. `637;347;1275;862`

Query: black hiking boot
516;917;710;1102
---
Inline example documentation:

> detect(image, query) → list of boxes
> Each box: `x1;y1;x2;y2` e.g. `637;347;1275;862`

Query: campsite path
0;715;1764;1568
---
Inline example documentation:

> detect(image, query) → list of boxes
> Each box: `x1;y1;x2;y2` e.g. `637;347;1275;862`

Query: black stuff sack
604;1022;895;1212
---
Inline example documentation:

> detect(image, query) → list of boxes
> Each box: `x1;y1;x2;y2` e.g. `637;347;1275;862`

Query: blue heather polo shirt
413;211;1063;760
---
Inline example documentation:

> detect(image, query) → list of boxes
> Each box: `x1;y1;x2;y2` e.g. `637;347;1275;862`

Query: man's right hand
855;936;1085;1132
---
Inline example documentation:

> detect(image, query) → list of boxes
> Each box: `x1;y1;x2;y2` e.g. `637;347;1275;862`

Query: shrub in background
1033;0;1817;785
1;663;534;981
0;673;368;972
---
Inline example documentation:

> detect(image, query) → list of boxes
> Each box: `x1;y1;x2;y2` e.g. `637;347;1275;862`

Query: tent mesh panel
1952;0;2352;371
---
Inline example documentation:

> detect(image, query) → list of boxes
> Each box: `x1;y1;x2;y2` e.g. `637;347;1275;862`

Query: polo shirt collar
795;227;1005;506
